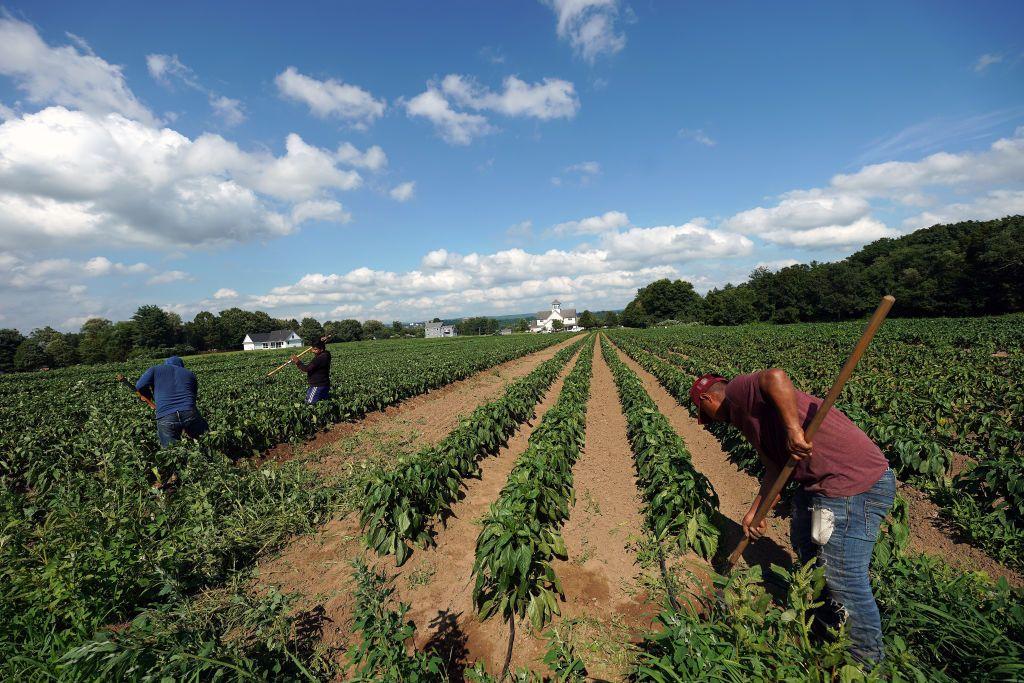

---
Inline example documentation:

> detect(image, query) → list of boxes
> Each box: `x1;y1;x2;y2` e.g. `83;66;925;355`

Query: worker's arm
758;369;813;461
135;366;155;400
292;355;309;372
742;452;780;539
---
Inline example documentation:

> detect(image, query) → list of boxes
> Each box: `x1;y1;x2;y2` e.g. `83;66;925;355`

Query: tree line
0;307;431;373
619;216;1024;327
0;306;623;374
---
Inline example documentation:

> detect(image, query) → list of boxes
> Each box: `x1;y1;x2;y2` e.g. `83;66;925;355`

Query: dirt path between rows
387;348;584;679
616;345;1024;588
261;335;581;473
548;336;657;680
611;345;796;571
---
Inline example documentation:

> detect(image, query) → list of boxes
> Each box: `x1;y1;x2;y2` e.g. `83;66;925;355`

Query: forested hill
621;215;1024;326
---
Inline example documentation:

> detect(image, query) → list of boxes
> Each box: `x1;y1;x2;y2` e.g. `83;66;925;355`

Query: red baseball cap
690;373;727;424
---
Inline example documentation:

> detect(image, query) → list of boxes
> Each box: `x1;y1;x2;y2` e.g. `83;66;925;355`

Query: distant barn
242;329;304;351
425;321;458;338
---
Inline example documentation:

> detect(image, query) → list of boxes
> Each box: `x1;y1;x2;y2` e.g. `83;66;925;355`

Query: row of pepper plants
601;330;1024;680
471;338;594;642
360;337;587;565
599;335;720;560
0;333;573;680
607;316;1024;569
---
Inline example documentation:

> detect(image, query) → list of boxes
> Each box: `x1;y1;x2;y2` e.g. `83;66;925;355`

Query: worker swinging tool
695;295;895;666
116;355;209;448
265;334;334;404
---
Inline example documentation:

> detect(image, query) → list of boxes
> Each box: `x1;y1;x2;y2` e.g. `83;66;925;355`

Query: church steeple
551;299;561;312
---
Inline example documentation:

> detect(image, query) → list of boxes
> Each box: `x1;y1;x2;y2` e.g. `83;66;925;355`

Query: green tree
45;338;78;367
362;320;387;339
577;310;598;329
0;328;25;372
514;318;530;332
550;319;564;331
132;305;177;348
78;318;112;363
29;326;63;347
391;320;405;336
620;300;649;328
457;316;499;335
106;321;136;361
333;319;363;342
602;311;619;327
184;311;220;351
13;339;49;371
297;317;325;344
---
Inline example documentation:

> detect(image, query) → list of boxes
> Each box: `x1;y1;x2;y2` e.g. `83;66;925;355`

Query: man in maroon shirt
692;369;895;665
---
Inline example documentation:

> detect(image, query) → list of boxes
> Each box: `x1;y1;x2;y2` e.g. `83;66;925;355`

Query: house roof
245;329;298;343
536;308;577;319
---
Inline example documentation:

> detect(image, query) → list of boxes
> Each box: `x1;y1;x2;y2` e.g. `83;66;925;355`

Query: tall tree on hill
298;317;325;344
13;339;49;371
184;311;221;351
329;319;363;342
602;311;619;327
515;318;530;332
131;306;177;348
45;338;78;368
362;320;387;339
0;328;25;372
578;310;598;329
77;319;112;364
392;320;404;336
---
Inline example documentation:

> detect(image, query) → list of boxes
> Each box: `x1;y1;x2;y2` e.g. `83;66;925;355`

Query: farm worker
691;369;894;665
291;337;332;404
136;356;209;447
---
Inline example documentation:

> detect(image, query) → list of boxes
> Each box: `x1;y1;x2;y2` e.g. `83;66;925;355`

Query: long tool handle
117;373;157;410
726;295;895;571
265;334;333;377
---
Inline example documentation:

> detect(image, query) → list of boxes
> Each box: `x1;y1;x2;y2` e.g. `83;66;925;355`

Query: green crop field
2;319;1022;681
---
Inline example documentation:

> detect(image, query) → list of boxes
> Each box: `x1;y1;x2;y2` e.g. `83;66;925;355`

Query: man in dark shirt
691;369;895;665
136;356;209;447
292;338;331;404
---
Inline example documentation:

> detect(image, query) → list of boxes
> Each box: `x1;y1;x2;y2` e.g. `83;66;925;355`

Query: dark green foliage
297;316;325;345
131;305;181;349
473;339;594;631
601;336;720;558
13;337;49;371
327;318;364;342
0;327;26;372
360;338;586;564
622;216;1024;327
458;316;502;336
608;316;1024;567
347;559;444;681
0;333;568;679
577;310;597;329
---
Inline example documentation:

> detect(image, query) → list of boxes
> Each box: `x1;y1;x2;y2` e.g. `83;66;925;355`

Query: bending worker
136;356;209;447
291;337;331;404
691;369;894;665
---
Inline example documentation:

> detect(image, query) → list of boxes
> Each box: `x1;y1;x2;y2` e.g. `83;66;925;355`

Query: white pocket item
811;507;835;546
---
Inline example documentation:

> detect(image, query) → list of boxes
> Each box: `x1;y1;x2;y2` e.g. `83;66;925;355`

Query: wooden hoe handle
265;334;333;377
725;295;895;571
117;373;157;410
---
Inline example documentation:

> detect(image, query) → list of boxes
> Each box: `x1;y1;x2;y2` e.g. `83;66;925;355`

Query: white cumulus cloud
0;16;156;124
545;0;627;63
389;181;416;202
275;66;385;127
551;210;629;235
336;142;388;171
0;106;363;249
213;287;238;299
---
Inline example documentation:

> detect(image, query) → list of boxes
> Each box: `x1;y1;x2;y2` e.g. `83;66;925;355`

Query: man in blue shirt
136;356;209;447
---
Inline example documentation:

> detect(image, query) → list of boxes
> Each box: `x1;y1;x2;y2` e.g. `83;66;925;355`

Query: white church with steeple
531;299;581;333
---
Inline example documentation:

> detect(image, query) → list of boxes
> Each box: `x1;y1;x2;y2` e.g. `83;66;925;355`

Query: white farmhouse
531;300;581;333
242;329;304;351
425;321;458;338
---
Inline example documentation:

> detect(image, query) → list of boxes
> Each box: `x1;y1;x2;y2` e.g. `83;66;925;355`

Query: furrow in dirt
549;335;657;680
387;348;584;680
262;335;582;471
611;345;796;569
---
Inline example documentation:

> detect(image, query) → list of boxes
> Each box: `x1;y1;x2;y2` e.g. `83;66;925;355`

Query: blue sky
0;1;1022;331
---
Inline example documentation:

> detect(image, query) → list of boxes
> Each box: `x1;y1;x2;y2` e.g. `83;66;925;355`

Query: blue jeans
305;385;330;405
156;408;209;447
791;469;896;664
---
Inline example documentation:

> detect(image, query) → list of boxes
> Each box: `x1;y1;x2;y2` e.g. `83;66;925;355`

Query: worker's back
140;357;198;418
